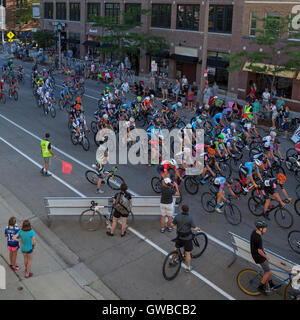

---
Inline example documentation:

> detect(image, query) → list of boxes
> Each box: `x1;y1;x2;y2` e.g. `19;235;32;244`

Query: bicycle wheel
107;174;125;190
231;178;243;196
294;198;300;216
229;157;241;173
284;282;300;300
274;208;293;229
295;170;300;183
13;91;18;101
0;94;6;104
270;165;285;177
237;269;262;296
85;170;98;185
162;251;182;281
81;137;90;151
79;209;102;231
91;121;98;134
151;177;162;194
191;232;208;259
201;192;216;213
184;176;199;195
71;132;79;145
219;162;232;179
224;203;242;226
248;196;264;217
288;230;300;254
296;185;300;199
50;106;56;118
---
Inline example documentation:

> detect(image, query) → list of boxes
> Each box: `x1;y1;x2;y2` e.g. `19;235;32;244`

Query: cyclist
199;148;221;184
262;173;292;220
0;77;5;96
171;101;184;118
95;149;109;194
9;75;17;98
157;159;177;179
213;134;229;158
239;159;264;193
127;117;136;142
250;220;280;294
73;113;89;138
17;65;24;80
213;177;238;212
212;111;225;130
169;204;200;272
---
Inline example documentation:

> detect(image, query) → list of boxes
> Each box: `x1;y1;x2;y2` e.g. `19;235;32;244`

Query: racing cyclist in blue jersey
239;159;264;192
171;101;184;118
73;114;89;138
213;177;238;212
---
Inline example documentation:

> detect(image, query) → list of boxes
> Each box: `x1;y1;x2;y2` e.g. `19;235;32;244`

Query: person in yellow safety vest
40;133;56;177
243;101;254;121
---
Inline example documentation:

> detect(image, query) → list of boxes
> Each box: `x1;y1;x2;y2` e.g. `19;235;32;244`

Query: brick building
39;0;300;110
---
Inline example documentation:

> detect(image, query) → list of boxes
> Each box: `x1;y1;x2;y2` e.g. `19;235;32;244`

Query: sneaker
242;186;249;193
200;180;206;185
12;265;21;271
257;284;267;295
215;206;222;213
106;231;113;236
185;266;194;273
160;227;166;233
44;172;52;177
167;227;173;232
96;189;104;194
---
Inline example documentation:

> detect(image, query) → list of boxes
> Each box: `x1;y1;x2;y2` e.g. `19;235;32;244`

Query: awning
146;51;169;59
82;40;100;47
66;38;80;44
199;56;229;68
243;62;297;79
18;30;33;39
169;54;198;63
100;43;113;48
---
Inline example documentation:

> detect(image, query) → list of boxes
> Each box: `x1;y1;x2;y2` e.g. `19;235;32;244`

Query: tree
16;1;37;33
227;15;300;92
32;30;55;50
89;8;169;60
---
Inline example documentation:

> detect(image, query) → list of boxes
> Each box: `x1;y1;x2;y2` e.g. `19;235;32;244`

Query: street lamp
53;22;65;70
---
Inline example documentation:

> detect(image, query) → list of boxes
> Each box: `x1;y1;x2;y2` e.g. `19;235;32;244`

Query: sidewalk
0;184;119;300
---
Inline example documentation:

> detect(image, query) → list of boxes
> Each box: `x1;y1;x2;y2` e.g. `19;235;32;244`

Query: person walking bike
40;133;56;177
250;220;280;294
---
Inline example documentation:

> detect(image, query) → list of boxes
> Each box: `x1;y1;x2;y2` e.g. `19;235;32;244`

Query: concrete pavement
0;183;119;300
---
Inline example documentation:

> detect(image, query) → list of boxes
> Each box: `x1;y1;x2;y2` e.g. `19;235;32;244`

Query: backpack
114;192;132;215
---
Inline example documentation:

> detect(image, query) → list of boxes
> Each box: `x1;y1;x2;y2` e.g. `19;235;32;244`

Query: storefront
67;32;80;58
147;51;169;77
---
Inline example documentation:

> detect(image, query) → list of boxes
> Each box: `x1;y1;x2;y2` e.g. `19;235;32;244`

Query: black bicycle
162;231;208;281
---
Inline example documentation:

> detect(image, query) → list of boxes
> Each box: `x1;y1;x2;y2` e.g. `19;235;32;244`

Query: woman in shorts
4;217;21;271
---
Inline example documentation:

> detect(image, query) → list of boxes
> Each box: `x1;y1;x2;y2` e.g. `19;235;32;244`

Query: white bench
228;232;297;281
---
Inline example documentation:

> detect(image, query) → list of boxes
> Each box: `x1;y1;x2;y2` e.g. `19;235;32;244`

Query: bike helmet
218;134;224;139
129;117;135;122
186;123;192;129
277;173;286;184
137;96;142;102
145;96;150;101
177;102;182;107
76;97;81;103
75;104;81;110
170;159;177;166
150;94;154;99
105;87;110;91
254;159;262;166
270;131;277;137
208;148;215;155
103;114;108;119
164;178;172;184
255;220;268;229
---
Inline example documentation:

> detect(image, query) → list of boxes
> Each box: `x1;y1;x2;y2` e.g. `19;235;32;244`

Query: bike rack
228;231;298;281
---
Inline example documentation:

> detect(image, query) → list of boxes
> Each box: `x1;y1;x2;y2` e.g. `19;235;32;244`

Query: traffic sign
8;39;13;43
7;31;14;39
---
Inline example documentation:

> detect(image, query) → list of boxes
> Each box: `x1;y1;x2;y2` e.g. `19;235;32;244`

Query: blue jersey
212;113;223;125
147;126;163;139
244;162;259;178
5;225;20;247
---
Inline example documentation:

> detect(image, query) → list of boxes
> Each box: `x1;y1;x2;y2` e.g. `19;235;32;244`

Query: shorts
260;260;270;273
8;245;19;252
162;88;168;95
22;248;33;254
175;239;193;252
97;169;105;179
160;203;174;217
43;157;51;165
113;208;128;218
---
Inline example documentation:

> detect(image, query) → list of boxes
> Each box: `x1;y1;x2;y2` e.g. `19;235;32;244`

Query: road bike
43;101;56;118
237;268;300;300
288;230;300;254
162;231;208;281
79;200;134;232
85;165;125;191
294;198;300;216
248;197;293;229
8;87;18;101
201;189;242;226
71;129;90;151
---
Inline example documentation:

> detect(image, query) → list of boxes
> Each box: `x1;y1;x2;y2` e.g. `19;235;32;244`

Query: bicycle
0;90;6;104
248;197;293;229
293;198;300;216
288;230;300;254
79;200;134;232
71;129;90;151
43;101;56;118
162;231;208;281
85;165;125;191
201;189;242;226
8;87;18;101
237;268;300;300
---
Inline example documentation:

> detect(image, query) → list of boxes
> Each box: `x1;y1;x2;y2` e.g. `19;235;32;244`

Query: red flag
62;161;72;174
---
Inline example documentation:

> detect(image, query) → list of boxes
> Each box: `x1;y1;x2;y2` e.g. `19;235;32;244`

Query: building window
105;3;120;24
56;3;66;20
70;3;80;21
125;4;141;24
44;2;53;19
265;12;280;37
151;4;171;29
209;5;233;33
87;3;100;21
249;12;257;36
177;5;200;31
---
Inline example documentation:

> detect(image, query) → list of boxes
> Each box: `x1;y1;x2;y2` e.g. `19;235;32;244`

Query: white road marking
0;134;236;300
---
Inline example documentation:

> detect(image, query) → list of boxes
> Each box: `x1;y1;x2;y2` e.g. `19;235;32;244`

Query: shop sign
292;125;300;143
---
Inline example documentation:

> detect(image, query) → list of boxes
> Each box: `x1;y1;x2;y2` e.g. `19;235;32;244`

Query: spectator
203;84;211;105
253;98;260;125
271;86;277;99
107;183;132;237
276;96;285;109
281;105;290;139
262;88;270;108
4;217;21;271
187;86;195;111
121;81;130;94
172;79;181;102
161;76;169;100
13;220;36;278
269;100;278;130
160;178;179;233
211;81;219;97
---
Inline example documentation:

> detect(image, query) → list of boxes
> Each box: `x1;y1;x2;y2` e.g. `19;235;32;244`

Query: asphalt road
0;55;299;300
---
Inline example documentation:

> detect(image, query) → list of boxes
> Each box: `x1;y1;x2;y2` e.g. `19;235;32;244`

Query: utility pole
1;0;4;46
200;0;209;106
